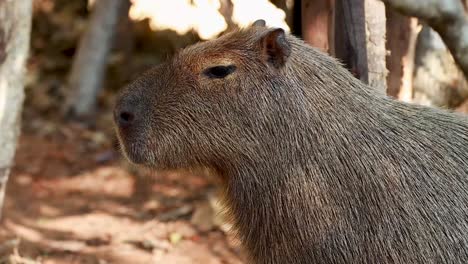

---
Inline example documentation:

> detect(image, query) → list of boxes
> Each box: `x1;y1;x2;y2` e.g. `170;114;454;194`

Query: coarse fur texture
114;23;468;264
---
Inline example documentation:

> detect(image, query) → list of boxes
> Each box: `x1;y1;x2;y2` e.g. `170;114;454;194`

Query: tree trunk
364;0;387;92
412;25;468;108
398;18;420;102
385;8;410;97
383;0;468;107
334;0;387;92
301;0;334;52
334;0;368;82
0;0;32;219
64;0;130;119
381;0;468;79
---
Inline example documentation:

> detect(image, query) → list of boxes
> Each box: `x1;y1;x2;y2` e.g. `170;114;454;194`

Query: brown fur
114;24;468;263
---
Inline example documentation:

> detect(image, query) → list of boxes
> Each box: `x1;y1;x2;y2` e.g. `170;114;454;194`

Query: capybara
114;21;468;264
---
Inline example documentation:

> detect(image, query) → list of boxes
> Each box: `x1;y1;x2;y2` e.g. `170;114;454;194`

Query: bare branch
381;0;468;78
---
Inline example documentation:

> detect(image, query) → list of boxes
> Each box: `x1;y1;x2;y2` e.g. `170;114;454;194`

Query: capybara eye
203;65;237;79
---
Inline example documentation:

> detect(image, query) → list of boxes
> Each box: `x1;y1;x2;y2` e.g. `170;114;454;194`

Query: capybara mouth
115;131;152;165
120;141;150;165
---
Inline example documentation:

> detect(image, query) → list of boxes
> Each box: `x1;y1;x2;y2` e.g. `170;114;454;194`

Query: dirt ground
0;121;244;264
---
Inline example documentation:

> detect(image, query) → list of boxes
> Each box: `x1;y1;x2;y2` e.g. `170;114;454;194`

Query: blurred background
0;0;467;263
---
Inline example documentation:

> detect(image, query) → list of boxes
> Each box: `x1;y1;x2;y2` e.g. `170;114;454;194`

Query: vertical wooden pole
301;0;335;52
334;0;387;92
364;0;387;92
385;9;411;97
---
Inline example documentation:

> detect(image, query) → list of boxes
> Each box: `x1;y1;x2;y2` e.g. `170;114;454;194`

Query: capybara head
114;21;337;172
114;22;298;169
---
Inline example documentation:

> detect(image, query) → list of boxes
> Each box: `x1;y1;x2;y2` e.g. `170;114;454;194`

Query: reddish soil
0;122;243;264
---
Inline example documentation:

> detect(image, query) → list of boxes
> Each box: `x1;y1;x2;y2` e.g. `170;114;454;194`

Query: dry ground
0;122;243;264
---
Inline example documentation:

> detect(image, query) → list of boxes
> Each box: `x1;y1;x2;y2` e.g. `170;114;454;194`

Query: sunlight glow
129;0;289;40
231;0;289;30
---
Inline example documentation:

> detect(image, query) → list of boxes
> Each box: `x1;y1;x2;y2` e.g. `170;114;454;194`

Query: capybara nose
114;98;138;129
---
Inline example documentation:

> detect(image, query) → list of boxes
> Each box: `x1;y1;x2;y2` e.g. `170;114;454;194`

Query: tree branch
381;0;468;78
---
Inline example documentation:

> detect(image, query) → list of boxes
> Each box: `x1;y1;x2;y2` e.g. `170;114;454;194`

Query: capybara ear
259;28;291;68
252;19;266;27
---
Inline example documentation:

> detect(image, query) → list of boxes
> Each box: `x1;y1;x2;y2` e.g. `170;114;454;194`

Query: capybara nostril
117;110;135;128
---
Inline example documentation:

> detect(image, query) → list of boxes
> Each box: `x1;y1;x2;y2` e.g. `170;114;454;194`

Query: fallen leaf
169;232;183;245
